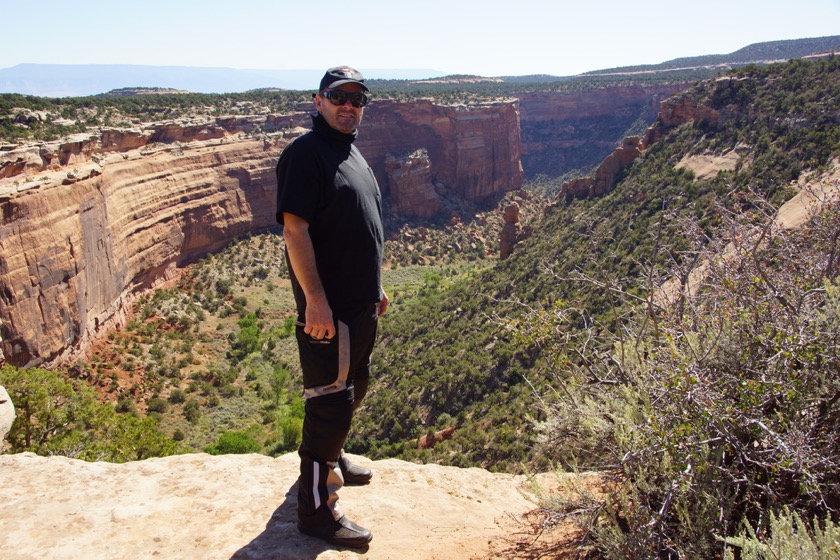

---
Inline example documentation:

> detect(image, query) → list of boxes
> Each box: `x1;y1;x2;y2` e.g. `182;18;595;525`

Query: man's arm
283;212;335;340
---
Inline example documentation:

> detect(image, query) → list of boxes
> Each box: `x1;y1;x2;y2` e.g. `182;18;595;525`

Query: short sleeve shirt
276;114;383;313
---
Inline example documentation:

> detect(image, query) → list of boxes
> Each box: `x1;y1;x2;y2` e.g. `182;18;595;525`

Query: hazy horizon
2;0;838;78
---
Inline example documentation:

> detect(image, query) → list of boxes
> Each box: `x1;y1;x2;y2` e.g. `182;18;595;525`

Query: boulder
0;386;14;448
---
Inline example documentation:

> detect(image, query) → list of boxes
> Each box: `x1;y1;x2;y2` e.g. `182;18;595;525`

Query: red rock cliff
358;99;524;204
0;133;290;367
559;79;738;202
385;149;442;219
516;84;688;177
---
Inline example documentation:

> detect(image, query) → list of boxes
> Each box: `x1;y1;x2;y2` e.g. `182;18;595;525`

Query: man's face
315;82;366;134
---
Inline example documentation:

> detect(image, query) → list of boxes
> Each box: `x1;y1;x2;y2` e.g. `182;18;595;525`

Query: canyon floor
0;452;600;560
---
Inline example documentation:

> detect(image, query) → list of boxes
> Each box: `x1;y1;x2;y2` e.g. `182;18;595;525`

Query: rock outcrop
417;426;455;449
359;99;524;202
559;77;742;202
0;115;311;181
385;148;442;218
643;76;747;146
0;451;596;559
561;136;645;201
0;386;14;449
499;202;520;259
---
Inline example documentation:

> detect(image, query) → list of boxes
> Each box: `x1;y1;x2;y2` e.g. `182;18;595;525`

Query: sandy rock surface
0;451;577;560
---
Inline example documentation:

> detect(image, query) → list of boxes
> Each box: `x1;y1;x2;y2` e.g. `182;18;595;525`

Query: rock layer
360;99;524;202
385;148;442;218
499;202;520;260
517;84;687;177
561;136;645;201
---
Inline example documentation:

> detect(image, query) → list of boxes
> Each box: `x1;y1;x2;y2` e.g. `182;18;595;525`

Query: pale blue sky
2;0;838;77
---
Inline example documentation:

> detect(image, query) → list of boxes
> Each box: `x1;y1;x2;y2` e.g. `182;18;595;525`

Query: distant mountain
499;35;840;83
0;64;445;97
581;35;840;76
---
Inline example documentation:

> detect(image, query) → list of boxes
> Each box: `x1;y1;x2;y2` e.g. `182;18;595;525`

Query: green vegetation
355;57;840;555
516;193;840;557
723;509;840;560
0;365;181;461
204;430;261;455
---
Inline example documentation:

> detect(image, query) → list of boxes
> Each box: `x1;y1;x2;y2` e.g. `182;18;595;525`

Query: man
275;66;388;549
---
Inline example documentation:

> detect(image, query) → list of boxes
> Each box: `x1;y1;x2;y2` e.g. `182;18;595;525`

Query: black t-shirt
275;114;383;314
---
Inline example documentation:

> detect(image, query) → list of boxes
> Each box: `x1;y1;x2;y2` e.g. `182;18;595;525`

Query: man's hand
304;295;335;340
377;289;389;317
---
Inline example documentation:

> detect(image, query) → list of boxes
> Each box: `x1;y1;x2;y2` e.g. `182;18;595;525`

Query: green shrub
0;365;179;461
146;397;168;414
522;192;840;557
274;414;303;453
205;431;260;455
723;509;840;560
183;399;201;423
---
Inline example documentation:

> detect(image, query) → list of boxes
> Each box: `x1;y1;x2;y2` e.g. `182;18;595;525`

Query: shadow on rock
231;481;368;559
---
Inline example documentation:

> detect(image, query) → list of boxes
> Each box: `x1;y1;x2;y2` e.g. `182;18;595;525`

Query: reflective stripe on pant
297;388;354;518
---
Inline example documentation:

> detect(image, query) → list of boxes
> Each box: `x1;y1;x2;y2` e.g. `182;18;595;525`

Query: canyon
0;84;687;367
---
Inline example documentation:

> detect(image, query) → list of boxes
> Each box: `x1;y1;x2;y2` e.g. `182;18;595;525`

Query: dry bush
517;188;840;557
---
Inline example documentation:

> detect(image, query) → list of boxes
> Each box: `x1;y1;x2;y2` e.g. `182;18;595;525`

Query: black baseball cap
319;66;369;92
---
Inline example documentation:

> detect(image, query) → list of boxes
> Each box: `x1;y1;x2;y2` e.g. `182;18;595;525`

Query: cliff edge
0;452;592;559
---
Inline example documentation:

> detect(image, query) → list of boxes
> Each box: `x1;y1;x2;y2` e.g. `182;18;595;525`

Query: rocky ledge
0;451;596;560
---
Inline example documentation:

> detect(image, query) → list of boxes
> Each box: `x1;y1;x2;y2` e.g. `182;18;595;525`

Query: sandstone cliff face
559;79;740;202
561;136;645;201
0;115;311;180
359;99;524;203
517;84;688;178
499;202;520;260
561;77;749;201
1;133;290;367
642;77;742;146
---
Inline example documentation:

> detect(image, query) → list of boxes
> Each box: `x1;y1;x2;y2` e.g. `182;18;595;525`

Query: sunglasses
321;90;369;108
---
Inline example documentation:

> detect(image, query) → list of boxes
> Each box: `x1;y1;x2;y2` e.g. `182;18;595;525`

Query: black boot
297;506;372;549
338;450;372;485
